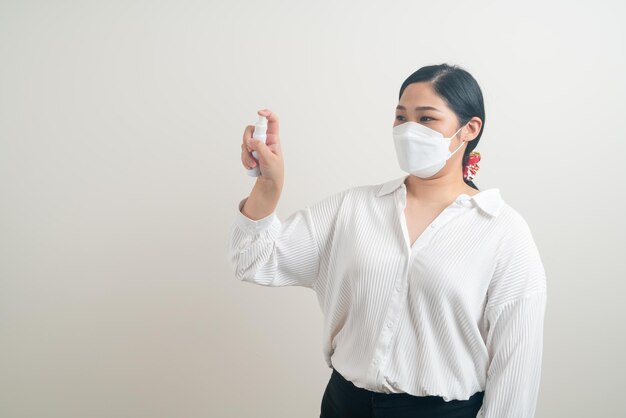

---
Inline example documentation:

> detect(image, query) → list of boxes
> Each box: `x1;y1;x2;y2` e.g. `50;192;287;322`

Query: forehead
398;82;449;111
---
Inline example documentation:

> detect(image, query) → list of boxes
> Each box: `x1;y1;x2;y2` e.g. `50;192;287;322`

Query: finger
241;144;257;168
248;135;273;162
257;109;280;146
242;125;254;152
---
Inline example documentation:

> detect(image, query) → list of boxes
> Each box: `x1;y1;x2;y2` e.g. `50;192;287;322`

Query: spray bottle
246;115;268;177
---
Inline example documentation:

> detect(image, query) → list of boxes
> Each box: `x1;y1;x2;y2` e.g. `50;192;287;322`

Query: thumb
249;138;273;160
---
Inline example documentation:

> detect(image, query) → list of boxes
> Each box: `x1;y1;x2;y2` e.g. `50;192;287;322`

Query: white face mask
393;121;466;178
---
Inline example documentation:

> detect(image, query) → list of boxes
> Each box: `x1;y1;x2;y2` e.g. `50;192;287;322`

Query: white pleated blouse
227;174;547;418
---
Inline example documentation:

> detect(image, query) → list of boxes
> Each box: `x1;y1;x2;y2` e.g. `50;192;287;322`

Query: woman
228;63;547;418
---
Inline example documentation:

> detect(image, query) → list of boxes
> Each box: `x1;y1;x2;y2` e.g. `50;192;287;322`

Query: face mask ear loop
451;140;465;155
450;125;464;140
450;126;465;155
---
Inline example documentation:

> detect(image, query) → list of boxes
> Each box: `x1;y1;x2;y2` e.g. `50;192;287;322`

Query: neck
404;172;476;204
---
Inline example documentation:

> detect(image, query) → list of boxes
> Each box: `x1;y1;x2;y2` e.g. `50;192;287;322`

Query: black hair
398;63;485;190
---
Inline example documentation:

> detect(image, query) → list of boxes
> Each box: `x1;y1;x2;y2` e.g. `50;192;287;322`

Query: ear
463;116;483;142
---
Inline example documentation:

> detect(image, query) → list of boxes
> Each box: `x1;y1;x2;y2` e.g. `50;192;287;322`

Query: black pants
320;368;484;418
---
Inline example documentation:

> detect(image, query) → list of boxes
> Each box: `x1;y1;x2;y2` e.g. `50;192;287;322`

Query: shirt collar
375;174;504;217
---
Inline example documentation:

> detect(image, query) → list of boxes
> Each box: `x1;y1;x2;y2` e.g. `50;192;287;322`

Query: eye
395;115;405;121
420;116;434;122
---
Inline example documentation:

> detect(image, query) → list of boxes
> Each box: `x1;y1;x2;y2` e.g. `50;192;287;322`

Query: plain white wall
1;0;625;417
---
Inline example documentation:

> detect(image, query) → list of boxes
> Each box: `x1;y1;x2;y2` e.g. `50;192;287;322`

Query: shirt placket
366;184;472;391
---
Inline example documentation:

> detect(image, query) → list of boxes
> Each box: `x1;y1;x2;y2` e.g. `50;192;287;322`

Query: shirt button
386;321;393;328
430;224;436;228
373;359;379;365
395;286;401;292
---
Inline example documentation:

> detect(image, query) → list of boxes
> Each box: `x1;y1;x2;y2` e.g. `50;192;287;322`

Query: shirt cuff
234;197;279;233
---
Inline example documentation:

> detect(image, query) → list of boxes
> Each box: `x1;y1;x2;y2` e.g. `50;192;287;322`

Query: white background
1;0;624;417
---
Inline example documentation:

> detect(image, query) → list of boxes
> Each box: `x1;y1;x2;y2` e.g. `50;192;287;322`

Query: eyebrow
396;105;442;112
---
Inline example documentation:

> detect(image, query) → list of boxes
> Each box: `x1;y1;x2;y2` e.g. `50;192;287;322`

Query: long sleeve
477;213;548;418
227;190;347;288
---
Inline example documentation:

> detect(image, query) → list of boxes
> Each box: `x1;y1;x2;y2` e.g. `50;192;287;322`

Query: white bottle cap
256;115;267;127
253;115;267;140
